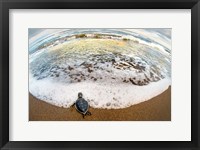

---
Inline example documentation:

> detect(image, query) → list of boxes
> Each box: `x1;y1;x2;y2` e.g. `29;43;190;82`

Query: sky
29;28;171;54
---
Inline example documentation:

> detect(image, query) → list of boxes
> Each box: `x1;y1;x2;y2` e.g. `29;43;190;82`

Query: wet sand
29;86;171;121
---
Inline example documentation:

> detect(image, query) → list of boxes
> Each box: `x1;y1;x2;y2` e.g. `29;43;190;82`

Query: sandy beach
29;86;171;121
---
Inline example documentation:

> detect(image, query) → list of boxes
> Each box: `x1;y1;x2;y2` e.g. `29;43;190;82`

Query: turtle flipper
86;111;92;116
72;102;75;107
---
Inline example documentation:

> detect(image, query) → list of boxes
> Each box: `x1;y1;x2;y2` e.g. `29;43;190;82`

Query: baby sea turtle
74;92;91;118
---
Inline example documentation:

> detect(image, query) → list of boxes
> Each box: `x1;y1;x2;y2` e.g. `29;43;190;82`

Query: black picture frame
0;0;199;149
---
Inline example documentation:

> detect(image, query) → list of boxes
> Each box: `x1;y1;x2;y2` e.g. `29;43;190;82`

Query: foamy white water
29;74;171;109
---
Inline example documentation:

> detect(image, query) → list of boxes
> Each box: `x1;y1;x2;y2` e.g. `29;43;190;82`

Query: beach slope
29;87;171;121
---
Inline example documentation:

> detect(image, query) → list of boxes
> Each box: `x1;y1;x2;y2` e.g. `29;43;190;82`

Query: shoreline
29;86;171;121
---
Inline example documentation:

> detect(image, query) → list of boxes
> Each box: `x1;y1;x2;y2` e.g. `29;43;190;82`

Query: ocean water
29;29;171;109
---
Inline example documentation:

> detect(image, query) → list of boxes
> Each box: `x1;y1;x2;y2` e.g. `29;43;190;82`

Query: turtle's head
78;92;83;98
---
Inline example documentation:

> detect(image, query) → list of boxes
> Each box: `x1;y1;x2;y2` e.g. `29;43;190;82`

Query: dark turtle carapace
74;92;91;118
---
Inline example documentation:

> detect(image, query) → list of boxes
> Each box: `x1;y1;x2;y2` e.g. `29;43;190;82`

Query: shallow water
29;29;171;109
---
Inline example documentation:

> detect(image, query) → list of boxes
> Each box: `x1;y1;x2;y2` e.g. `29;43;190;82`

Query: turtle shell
75;98;89;114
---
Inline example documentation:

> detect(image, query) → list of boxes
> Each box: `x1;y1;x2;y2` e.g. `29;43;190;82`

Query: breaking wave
29;29;171;109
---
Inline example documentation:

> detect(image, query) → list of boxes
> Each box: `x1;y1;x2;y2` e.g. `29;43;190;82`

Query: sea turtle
74;92;92;118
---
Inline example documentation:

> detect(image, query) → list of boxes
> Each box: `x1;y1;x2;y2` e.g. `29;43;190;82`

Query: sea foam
29;29;171;109
29;74;171;109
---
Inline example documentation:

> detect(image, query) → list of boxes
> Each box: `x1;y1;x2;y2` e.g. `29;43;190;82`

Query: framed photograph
0;0;199;149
